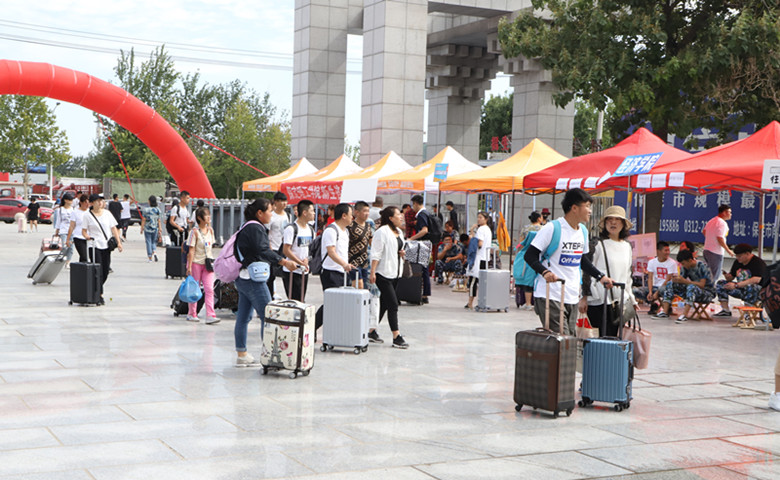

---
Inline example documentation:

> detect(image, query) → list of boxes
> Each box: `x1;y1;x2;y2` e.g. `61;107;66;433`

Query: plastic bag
178;275;203;303
368;283;381;329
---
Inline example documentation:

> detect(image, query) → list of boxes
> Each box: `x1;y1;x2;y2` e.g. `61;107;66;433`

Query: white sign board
761;160;780;190
340;178;377;203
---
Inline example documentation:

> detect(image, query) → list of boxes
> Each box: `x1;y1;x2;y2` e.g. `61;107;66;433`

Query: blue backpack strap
579;223;588;247
541;219;561;262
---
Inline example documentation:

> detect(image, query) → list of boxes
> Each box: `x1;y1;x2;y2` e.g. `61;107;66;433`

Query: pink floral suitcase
261;299;316;379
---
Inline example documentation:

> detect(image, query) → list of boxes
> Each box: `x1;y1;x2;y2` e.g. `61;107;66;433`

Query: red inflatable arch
0;60;215;198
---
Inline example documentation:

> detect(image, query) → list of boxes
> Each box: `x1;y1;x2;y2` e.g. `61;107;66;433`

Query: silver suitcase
476;251;510;312
30;251;67;285
28;250;60;278
322;273;371;354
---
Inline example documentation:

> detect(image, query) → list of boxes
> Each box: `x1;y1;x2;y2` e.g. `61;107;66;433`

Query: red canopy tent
523;127;692;193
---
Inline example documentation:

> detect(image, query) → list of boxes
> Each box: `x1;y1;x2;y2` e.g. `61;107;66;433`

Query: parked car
35;200;55;224
129;202;148;225
0;198;29;223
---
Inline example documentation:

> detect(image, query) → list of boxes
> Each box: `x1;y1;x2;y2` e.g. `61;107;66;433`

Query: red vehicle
0;197;29;223
36;201;54;224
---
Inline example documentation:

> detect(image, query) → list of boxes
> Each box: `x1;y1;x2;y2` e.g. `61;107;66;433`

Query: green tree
573;98;614;156
0;95;69;197
479;93;513;159
498;1;780;142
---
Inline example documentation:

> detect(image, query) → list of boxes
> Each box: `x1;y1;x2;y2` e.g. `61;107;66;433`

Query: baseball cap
88;193;104;202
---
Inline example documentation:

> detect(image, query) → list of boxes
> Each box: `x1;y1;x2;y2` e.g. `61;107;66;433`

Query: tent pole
509;189;517;256
551;191;556;219
759;193;765;259
642;194;647;234
773;191;779;262
437;188;442;223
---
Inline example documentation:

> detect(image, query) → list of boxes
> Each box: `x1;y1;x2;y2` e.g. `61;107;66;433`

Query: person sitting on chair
657;249;714;324
435;234;465;284
713;243;767;317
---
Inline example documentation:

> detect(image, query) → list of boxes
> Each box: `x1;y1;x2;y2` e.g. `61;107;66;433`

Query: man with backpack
267;192;292;297
314;203;355;331
409;194;440;304
282;200;314;301
523;189;614;335
168;191;191;246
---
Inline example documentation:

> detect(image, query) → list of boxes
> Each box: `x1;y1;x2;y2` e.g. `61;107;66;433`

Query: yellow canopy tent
280;154;363;203
242;157;318;192
376;146;482;192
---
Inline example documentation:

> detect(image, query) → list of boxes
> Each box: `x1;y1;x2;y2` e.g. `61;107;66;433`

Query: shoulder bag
601;240;635;324
91;211;118;252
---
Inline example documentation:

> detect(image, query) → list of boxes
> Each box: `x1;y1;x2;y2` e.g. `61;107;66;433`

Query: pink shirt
703;216;728;255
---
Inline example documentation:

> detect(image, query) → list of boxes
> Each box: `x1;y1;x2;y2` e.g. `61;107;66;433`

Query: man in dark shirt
445;200;458;232
714;243;767;316
435;235;465;284
347;201;372;289
108;194;123;223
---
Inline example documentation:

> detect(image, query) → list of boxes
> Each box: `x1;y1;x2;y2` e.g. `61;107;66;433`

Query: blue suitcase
579;282;634;412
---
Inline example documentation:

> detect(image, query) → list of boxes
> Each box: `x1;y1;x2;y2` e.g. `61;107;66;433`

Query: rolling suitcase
165;245;185;279
261;270;316;378
396;263;424;304
40;235;62;254
321;272;371;354
69;243;102;306
514;279;576;418
30;250;67;285
476;250;510;312
171;288;205;316
579;282;634;412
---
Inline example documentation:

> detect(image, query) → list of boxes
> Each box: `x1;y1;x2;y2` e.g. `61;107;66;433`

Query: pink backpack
214;220;259;282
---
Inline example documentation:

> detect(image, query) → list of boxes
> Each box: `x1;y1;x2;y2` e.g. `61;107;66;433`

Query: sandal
464;304;471;309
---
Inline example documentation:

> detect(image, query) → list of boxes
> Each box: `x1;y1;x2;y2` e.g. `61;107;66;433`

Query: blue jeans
234;277;271;352
59;233;73;262
144;230;158;258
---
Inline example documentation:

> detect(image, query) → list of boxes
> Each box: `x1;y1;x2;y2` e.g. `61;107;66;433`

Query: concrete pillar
360;0;428;167
292;0;349;169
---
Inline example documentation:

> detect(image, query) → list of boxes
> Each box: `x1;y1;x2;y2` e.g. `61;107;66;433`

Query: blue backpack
540;219;588;265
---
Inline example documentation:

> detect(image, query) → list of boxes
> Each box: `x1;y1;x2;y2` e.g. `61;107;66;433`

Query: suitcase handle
544;278;566;334
287;264;306;300
602;282;626;337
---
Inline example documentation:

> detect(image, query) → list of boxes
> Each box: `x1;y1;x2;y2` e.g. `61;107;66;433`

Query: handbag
91;211;118;252
601;240;634;324
205;258;214;272
622;314;652;369
576;312;599;373
178;275;203;303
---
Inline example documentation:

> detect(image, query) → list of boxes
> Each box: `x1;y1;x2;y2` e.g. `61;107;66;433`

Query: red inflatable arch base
0;60;215;198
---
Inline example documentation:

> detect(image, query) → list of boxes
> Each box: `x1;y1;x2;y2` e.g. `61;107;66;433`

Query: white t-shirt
530;218;589;304
83;210;118;250
70;208;88;240
282;222;313;273
268;210;289;251
368;206;381;223
322;223;349;273
647;257;678;287
468;224;493;277
56;206;73;233
171;205;189;229
587;239;635;307
72;197;80;209
120;201;131;220
703;216;728;255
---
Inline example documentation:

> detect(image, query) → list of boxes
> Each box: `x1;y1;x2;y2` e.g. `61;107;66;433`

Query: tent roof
523;128;692;193
376;146;482;192
242;157;318;192
282;154;362;185
644;121;780;193
439;139;568;193
329;150;412;181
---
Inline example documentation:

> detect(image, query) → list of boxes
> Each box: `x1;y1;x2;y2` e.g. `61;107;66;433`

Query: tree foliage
498;1;780;142
90;46;290;197
479;93;513;159
573;98;614;156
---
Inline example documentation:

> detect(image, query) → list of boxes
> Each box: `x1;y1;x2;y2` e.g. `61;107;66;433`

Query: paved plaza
1;224;779;479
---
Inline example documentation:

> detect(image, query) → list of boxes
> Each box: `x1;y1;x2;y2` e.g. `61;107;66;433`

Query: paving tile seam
721;413;780;431
410;465;443;480
720;436;780;457
721;383;773;395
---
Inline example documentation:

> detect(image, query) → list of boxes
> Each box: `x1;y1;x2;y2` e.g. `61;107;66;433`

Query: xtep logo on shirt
558;241;584;266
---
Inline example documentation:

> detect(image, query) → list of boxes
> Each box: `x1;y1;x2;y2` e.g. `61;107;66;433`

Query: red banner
282;181;343;204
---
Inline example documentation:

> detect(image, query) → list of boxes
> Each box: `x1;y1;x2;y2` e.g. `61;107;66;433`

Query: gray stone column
292;0;349;169
360;0;428;166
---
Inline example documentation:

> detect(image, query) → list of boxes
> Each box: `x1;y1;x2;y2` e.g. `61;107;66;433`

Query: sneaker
713;309;732;317
204;316;220;325
153;254;158;262
235;353;259;367
675;316;688;324
148;258;153;263
186;315;199;322
769;392;780;411
654;311;669;318
392;335;409;349
368;330;384;343
422;296;429;304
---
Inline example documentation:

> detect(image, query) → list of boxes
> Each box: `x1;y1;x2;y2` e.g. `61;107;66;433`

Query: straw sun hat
598;205;633;231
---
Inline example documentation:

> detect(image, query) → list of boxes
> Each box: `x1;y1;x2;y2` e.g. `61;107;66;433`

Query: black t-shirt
415;210;429;235
108;201;123;222
27;203;40;218
449;209;459;231
729;255;767;282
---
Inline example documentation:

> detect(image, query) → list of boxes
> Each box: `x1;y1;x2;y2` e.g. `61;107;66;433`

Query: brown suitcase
513;279;577;418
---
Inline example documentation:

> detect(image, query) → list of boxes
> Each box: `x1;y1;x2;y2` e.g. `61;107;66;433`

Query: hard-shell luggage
396;263;424;304
514;279;576;418
261;270;316;378
321;272;371;354
214;279;239;311
476;250;510;312
30;250;67;285
579;282;634;412
40;235;62;254
171;289;205;316
166;245;185;279
69;243;102;306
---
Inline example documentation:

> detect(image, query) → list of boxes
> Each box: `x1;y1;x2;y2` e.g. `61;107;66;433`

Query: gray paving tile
724;433;780;456
264;466;434;480
417;457;582;480
724;461;780;480
510;451;632;477
0;405;131;429
724;412;780;430
0;471;94;480
0;427;60;450
607;467;750;479
598;417;772;443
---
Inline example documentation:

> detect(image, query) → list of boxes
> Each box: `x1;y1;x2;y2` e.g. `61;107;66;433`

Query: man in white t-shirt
266;192;291;297
315;203;354;332
645;241;678;315
523;189;613;335
168;191;190;246
282;200;314;302
368;197;383;223
702;204;735;282
120;194;132;240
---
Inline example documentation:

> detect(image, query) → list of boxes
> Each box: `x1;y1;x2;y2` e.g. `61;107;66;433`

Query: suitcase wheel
553;409;560;418
504;308;509;313
289;371;297;379
320;345;327;352
262;366;268;375
361;346;368;353
302;370;310;376
353;347;361;355
515;404;522;412
68;301;73;306
32;281;37;285
566;407;573;417
614;404;623;412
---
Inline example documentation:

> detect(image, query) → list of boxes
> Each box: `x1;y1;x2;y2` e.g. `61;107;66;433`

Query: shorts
348;266;370;286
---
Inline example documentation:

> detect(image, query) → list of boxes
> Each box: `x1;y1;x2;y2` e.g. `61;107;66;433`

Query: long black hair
379;206;400;228
478;210;494;231
244;198;271;222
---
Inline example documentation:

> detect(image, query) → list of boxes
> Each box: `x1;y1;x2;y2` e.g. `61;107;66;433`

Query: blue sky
3;1;509;160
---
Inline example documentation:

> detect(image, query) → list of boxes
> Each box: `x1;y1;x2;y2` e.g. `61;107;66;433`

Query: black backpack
309;224;338;276
423;211;443;244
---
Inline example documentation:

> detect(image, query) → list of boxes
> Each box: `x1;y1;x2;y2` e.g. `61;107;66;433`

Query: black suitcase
396;263;424;304
171;288;204;316
69;244;102;306
166;245;185;279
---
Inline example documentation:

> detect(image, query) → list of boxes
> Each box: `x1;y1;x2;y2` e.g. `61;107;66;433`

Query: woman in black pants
369;206;409;349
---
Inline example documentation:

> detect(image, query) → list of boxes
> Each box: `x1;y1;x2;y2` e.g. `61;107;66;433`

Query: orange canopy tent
439;139;568;193
281;154;363;203
376;146;482;192
242;157;318;192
